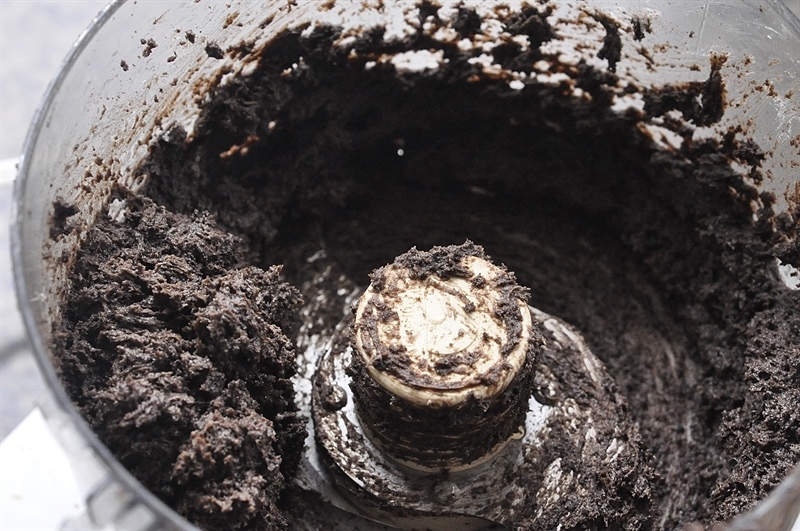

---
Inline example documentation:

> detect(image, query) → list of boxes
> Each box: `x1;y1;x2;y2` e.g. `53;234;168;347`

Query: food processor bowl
11;1;800;529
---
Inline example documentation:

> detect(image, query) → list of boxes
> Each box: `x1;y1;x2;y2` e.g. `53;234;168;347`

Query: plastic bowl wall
11;1;800;529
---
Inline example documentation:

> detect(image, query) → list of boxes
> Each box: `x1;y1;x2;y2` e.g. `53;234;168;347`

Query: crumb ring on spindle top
353;255;531;408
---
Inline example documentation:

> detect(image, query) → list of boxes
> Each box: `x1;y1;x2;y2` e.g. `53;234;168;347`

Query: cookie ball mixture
50;1;799;529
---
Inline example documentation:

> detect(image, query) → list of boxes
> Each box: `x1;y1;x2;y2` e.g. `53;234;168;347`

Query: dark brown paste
51;4;799;530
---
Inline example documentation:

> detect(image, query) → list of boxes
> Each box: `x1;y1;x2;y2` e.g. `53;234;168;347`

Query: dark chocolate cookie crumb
631;14;651;41
50;198;79;239
141;37;158;58
452;7;481;37
596;12;623;73
205;42;225;59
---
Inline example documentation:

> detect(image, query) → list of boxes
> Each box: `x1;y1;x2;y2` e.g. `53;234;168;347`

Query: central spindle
348;243;540;470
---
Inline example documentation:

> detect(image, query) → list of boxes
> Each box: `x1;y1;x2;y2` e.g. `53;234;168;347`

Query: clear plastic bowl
11;1;800;529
